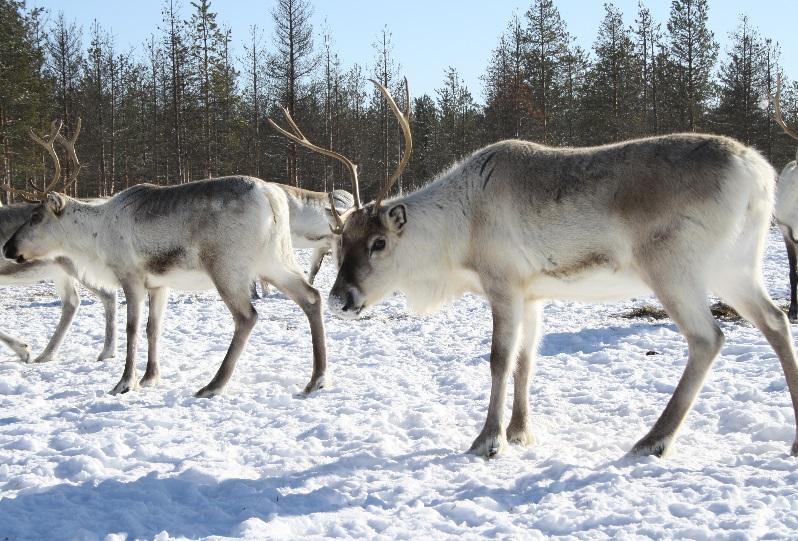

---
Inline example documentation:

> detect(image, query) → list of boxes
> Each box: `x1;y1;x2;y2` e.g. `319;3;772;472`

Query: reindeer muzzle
2;239;21;263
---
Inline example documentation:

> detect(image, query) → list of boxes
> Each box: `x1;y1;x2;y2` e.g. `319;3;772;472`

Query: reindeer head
2;119;81;263
268;79;412;318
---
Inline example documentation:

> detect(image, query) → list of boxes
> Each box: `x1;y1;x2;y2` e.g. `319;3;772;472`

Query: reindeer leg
270;269;327;394
714;275;798;456
141;287;168;387
469;290;523;458
260;279;274;296
780;225;798;323
307;247;327;285
250;281;260;300
0;331;31;363
83;283;117;361
110;281;145;395
195;277;257;398
507;300;542;446
631;276;723;457
33;275;79;363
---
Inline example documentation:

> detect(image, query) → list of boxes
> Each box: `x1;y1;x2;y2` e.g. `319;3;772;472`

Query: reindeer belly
528;266;651;301
145;268;215;291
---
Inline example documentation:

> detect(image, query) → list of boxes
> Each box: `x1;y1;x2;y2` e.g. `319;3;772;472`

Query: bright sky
31;0;798;104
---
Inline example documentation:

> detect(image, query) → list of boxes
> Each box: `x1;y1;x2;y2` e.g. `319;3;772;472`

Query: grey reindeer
1;119;116;364
253;185;353;298
771;75;798;322
3;142;327;398
286;79;797;459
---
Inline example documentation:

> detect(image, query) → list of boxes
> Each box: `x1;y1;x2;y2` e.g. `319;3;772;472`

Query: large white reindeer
3;154;327;398
771;76;798;322
308;79;798;458
0;120;116;364
253;185;353;298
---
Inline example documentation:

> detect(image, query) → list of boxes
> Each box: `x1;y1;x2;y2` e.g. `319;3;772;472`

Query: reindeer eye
30;211;42;226
371;238;386;253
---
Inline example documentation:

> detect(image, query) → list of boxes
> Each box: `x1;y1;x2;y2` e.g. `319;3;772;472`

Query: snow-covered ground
1;228;797;540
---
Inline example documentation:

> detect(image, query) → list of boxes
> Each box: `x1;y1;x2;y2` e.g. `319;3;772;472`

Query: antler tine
27;119;63;195
371;77;412;209
771;74;798;142
268;108;363;208
328;191;345;231
54;117;82;193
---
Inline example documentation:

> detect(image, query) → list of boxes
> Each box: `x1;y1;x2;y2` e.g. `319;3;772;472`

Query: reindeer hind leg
631;269;723;457
713;271;798;457
195;272;258;398
267;267;327;394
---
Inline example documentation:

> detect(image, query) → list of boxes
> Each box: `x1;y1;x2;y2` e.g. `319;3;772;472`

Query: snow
1;227;797;540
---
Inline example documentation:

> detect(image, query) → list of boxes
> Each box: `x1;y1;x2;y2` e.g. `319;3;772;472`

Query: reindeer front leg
83;283;117;361
33;275;79;363
110;281;145;395
469;290;523;458
307;247;327;285
141;287;168;387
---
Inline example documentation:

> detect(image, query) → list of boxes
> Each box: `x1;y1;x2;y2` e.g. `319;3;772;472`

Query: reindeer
771;75;798;322
2;146;327;399
253;186;353;298
283;79;798;459
1;119;117;364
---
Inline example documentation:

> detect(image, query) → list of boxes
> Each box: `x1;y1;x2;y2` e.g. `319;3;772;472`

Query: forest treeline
1;0;797;203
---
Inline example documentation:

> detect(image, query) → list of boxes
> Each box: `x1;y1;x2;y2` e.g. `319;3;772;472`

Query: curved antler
268;108;362;209
371;77;412;210
53;117;82;194
26;119;63;195
0;118;82;202
770;74;798;142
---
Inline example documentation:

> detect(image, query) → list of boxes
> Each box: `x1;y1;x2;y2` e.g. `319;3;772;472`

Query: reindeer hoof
506;424;536;447
110;377;137;396
629;434;671;458
15;346;32;364
195;385;223;398
96;352;116;362
139;374;160;388
302;375;327;395
468;430;506;459
32;352;55;364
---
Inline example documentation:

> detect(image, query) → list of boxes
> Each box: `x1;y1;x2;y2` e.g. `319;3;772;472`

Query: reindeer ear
381;204;407;233
46;193;66;216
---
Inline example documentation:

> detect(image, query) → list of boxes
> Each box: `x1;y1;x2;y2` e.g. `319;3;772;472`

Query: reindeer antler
0;119;82;202
770;74;798;142
268;108;363;210
371;77;412;210
26;119;63;194
53;117;82;194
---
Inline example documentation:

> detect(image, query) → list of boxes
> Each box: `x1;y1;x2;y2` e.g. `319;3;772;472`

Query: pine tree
524;0;570;143
269;0;316;186
666;0;718;131
483;14;531;142
0;0;51;202
634;1;663;134
584;3;640;143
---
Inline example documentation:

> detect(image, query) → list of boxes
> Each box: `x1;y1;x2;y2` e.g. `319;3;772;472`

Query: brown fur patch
146;247;186;274
542;252;612;279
